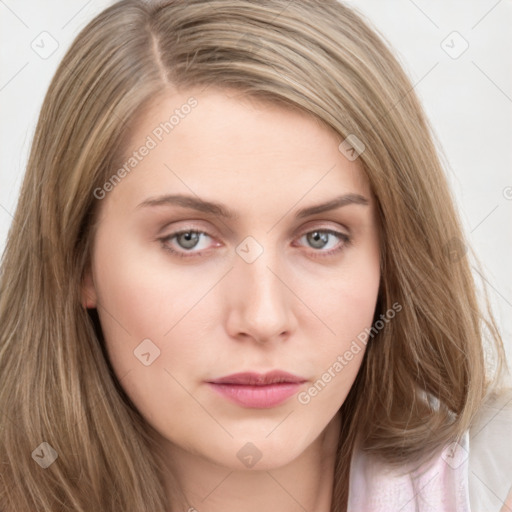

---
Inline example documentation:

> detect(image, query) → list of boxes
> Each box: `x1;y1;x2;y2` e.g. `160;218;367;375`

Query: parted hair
0;0;507;510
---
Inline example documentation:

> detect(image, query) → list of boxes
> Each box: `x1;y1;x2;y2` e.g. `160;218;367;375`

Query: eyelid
294;220;350;237
158;220;352;258
292;227;351;258
162;227;220;247
297;218;350;234
156;219;220;237
158;229;219;259
293;219;350;239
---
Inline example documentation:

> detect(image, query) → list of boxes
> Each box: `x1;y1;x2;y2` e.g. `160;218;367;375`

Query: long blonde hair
0;0;507;510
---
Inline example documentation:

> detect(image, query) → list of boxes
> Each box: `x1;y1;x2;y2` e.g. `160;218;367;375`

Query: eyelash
158;227;351;260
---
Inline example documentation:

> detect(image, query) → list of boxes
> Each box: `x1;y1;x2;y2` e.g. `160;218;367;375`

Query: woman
0;1;510;510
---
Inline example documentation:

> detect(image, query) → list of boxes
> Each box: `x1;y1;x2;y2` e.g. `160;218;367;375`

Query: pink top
347;387;512;511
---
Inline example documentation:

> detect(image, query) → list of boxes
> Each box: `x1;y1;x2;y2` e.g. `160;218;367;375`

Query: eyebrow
135;193;369;219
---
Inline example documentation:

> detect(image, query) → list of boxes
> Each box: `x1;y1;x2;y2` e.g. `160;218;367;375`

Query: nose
224;247;297;344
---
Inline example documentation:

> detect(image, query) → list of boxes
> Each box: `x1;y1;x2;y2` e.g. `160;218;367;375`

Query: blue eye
295;229;351;258
160;230;213;257
173;231;207;250
300;230;346;250
159;228;351;259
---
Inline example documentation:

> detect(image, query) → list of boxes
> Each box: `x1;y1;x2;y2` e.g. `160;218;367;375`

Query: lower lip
207;382;304;408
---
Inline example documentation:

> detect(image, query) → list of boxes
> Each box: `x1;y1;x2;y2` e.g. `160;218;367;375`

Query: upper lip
207;371;307;386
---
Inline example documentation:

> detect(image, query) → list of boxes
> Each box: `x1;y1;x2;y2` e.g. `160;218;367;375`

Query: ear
81;266;97;309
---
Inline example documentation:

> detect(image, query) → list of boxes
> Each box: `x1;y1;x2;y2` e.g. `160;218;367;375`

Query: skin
82;86;381;512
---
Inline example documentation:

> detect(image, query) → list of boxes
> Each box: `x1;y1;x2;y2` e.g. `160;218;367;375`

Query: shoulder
348;431;472;511
468;386;512;512
347;386;512;512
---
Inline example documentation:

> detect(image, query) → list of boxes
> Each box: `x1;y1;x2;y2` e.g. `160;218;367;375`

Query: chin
203;435;313;472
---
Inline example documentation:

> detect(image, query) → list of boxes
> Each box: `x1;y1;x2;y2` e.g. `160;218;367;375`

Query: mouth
206;371;307;409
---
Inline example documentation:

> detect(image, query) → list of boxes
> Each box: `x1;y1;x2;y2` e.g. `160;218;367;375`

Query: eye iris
177;231;200;249
307;231;329;249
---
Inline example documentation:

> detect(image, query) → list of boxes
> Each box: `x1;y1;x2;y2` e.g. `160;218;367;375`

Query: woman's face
83;87;380;470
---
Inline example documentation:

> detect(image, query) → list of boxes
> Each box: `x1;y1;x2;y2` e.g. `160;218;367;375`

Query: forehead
107;87;371;214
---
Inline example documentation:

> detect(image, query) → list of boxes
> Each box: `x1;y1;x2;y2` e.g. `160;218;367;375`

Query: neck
160;411;342;512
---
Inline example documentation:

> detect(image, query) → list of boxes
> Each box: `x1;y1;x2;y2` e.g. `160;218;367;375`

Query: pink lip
206;371;307;409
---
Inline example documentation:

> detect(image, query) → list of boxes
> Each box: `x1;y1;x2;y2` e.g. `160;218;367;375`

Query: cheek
297;243;380;393
90;231;194;382
90;239;206;431
90;225;226;397
92;227;204;339
296;280;379;412
305;245;380;344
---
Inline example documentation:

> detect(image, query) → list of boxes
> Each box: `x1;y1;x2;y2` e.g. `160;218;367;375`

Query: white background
1;0;511;364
